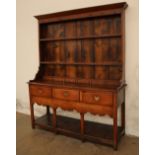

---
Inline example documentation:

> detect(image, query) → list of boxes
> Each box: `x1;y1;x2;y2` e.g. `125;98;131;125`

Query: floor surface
16;112;139;155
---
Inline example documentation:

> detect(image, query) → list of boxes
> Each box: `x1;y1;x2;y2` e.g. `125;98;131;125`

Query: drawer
29;85;52;97
53;88;79;101
81;91;113;106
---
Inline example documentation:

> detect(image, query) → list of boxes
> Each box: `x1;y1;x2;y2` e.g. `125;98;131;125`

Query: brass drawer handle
64;91;69;97
94;96;100;101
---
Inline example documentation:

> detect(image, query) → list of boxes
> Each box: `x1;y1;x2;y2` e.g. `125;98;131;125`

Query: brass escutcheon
94;96;100;101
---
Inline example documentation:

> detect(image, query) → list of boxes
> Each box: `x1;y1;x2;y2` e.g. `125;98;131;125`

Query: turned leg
52;108;57;133
80;113;85;142
46;106;50;115
30;103;35;129
113;94;118;150
121;102;125;135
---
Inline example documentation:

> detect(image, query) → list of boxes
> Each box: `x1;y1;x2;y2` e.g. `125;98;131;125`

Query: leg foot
113;144;118;151
32;123;35;129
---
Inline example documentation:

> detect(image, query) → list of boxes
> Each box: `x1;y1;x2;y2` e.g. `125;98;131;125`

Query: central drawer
52;88;79;101
81;91;113;106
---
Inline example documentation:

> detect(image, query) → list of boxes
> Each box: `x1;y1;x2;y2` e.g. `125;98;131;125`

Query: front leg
30;102;35;129
113;94;118;150
46;105;50;115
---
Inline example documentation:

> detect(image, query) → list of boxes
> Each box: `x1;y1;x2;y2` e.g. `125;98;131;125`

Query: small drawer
29;85;52;97
53;88;79;101
81;91;113;106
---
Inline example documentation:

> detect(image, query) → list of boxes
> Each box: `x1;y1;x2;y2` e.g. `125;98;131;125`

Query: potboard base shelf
35;114;124;148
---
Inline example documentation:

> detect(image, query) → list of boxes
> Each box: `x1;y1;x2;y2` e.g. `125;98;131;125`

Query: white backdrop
17;0;139;136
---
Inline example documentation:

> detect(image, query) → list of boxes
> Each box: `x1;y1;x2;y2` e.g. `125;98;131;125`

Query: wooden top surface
28;80;126;91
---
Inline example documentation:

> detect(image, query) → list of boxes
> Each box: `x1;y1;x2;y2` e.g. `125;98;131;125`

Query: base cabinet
29;83;126;150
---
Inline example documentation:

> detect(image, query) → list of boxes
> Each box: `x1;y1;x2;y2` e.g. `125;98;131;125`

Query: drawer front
29;85;52;97
53;88;79;101
81;91;113;106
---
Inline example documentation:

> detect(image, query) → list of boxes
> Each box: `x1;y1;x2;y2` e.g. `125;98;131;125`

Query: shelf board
40;61;122;66
40;34;121;42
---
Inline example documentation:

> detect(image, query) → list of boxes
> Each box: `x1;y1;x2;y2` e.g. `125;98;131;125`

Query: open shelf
35;114;124;146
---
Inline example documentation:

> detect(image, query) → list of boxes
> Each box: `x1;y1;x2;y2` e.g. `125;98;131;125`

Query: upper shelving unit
33;2;127;88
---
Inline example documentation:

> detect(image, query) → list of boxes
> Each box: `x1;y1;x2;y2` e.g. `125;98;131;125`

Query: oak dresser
28;2;128;150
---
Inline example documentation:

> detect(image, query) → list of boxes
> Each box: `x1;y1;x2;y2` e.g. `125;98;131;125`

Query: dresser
28;2;128;150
